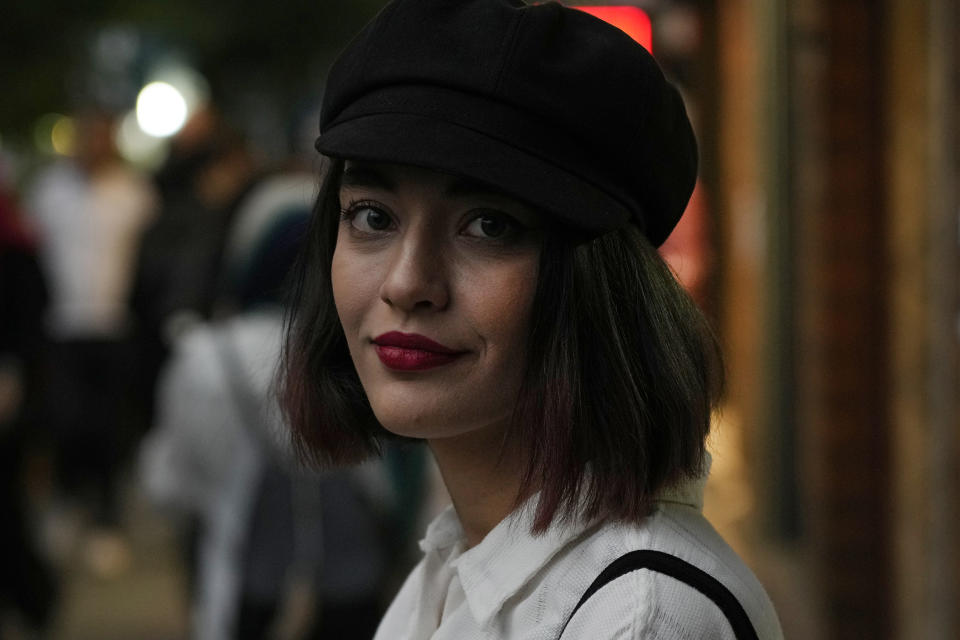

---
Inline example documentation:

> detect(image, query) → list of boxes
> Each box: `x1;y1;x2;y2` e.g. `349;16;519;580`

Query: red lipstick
372;331;464;371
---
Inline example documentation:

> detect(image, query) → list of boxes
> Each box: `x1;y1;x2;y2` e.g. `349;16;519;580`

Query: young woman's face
331;161;542;442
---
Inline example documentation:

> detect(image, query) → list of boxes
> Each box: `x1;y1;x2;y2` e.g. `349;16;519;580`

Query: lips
372;331;465;371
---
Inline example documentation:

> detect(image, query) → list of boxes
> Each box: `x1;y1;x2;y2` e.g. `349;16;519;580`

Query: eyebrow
340;162;515;202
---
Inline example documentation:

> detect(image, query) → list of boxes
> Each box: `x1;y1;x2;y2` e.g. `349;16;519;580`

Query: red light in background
574;6;653;53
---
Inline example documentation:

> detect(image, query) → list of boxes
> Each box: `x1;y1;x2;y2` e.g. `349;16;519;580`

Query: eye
462;212;520;239
342;201;395;233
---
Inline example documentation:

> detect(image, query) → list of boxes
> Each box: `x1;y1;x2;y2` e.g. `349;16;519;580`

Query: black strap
557;550;759;640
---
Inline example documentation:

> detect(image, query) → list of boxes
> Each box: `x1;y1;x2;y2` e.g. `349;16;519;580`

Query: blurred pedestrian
130;110;261;443
132;110;260;336
25;109;157;576
0;160;58;634
142;170;393;640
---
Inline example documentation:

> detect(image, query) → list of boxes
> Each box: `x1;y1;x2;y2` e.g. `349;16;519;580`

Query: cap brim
316;112;632;234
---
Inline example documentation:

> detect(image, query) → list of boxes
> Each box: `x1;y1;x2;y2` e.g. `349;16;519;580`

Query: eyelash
340;200;395;232
340;199;382;218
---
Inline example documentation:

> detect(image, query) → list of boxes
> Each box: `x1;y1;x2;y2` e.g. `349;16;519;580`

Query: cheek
330;241;377;335
464;255;540;353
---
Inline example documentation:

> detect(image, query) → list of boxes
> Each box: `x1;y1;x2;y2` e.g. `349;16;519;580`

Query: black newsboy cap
317;0;697;246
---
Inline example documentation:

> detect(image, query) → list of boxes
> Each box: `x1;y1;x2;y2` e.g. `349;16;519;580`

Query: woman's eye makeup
340;200;395;233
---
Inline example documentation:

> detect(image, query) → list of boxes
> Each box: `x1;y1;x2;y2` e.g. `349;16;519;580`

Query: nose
379;231;450;312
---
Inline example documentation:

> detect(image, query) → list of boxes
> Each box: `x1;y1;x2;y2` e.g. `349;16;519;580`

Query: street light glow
136;81;187;137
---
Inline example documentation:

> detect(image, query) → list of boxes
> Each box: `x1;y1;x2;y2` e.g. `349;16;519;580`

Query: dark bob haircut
279;157;724;533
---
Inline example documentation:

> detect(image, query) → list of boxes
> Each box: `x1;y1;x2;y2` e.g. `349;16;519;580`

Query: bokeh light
51;116;77;155
32;113;75;155
136;81;188;137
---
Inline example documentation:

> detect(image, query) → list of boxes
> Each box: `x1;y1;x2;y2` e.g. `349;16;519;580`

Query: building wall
887;0;960;637
709;0;959;637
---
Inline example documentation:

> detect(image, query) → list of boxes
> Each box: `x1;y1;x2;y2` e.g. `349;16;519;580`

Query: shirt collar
451;499;592;631
419;453;711;631
656;451;711;510
419;504;466;556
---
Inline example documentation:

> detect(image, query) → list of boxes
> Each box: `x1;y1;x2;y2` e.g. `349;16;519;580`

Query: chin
369;393;503;442
374;410;472;441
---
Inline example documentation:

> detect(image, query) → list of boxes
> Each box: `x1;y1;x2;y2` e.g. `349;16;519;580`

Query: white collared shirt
374;463;783;640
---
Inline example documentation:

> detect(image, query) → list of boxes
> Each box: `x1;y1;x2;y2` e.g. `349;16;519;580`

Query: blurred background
0;0;957;639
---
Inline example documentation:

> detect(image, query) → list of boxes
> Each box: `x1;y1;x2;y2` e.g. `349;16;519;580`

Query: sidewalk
43;483;189;640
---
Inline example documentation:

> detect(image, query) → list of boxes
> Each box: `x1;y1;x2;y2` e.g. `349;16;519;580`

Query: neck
429;423;526;549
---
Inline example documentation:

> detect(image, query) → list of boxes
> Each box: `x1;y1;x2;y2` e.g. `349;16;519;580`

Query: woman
281;0;783;638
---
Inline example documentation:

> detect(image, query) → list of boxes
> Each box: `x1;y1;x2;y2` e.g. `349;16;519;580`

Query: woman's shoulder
555;508;783;639
559;564;737;639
